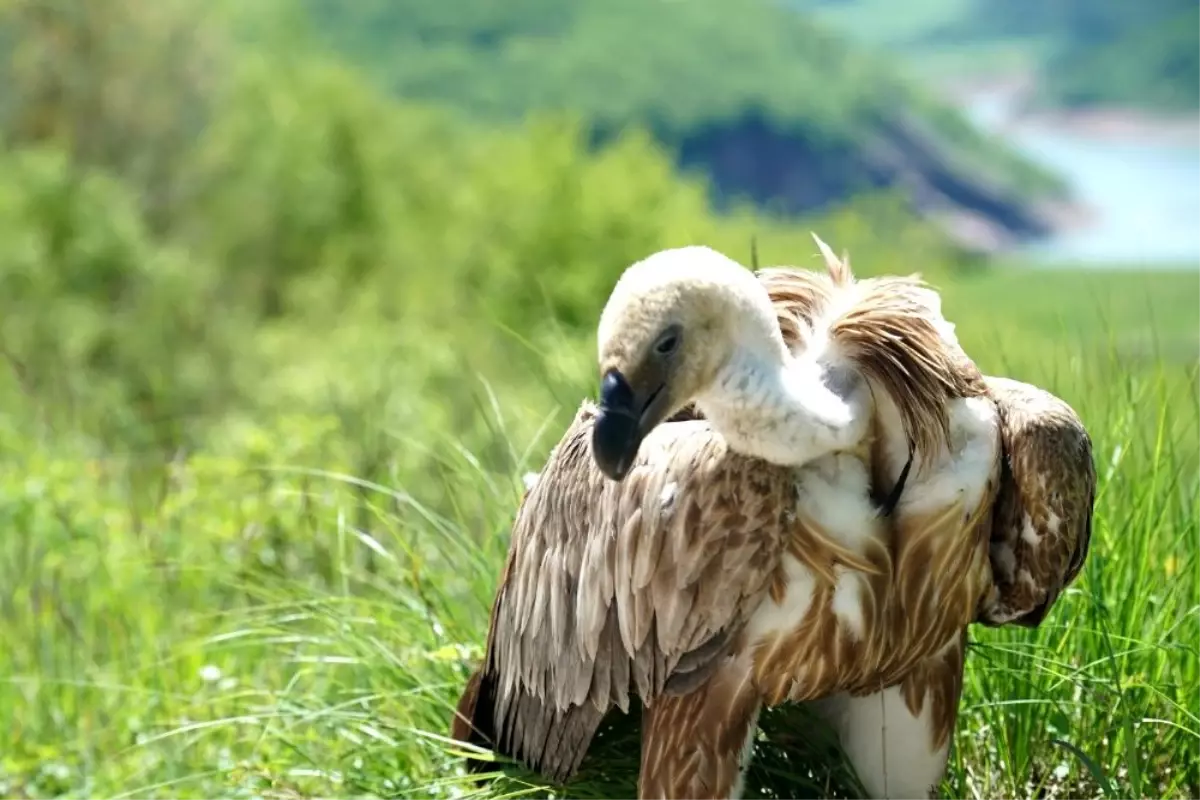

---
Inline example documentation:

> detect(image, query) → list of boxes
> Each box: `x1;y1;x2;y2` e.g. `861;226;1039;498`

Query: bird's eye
654;330;680;356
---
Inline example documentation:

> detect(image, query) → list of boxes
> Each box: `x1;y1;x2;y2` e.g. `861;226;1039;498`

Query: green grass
1;264;1196;799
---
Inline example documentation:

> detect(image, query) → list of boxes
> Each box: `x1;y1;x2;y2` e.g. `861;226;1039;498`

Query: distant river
959;89;1200;269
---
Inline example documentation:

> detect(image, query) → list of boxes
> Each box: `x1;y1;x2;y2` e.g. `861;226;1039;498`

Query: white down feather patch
897;396;1000;519
743;451;881;644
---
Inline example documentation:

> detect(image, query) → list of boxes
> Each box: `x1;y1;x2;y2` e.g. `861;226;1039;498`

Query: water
961;90;1200;268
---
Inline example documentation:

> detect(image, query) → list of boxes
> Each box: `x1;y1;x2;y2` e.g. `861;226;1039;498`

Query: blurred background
1;1;1196;798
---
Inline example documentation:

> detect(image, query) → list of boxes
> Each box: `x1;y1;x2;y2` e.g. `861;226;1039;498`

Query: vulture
451;240;1095;799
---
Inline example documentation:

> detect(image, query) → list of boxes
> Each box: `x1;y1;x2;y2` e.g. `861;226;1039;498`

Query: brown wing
976;376;1096;627
453;402;789;783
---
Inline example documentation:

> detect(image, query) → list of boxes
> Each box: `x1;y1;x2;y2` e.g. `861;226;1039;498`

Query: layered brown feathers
453;410;792;783
976;376;1096;626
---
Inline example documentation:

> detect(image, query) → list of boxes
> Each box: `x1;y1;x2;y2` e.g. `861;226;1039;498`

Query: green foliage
296;0;1063;202
304;0;573;50
0;1;1196;799
1038;4;1200;112
0;147;241;453
960;0;1200;111
302;0;891;139
0;0;238;231
792;0;1195;110
800;0;1200;111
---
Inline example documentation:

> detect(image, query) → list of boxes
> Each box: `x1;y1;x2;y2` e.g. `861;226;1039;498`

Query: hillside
799;0;1200;111
1036;3;1199;111
297;0;1066;250
954;0;1199;110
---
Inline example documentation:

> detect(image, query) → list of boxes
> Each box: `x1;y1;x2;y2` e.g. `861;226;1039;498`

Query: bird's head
591;245;783;481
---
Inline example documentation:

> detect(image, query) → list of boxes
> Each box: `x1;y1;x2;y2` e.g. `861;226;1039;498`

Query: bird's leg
809;633;967;799
637;657;761;800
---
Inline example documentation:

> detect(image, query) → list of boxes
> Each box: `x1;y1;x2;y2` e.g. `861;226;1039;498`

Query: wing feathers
632;505;664;591
460;404;788;782
654;566;692;652
548;565;569;655
576;535;611;661
615;508;644;655
978;376;1096;627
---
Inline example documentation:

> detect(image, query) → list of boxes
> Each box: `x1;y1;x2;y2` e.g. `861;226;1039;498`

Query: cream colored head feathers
595;245;786;418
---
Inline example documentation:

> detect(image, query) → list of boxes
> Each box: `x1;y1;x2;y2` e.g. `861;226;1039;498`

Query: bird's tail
450;665;499;775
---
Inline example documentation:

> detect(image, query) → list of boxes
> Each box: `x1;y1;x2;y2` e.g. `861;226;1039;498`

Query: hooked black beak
591;369;667;481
